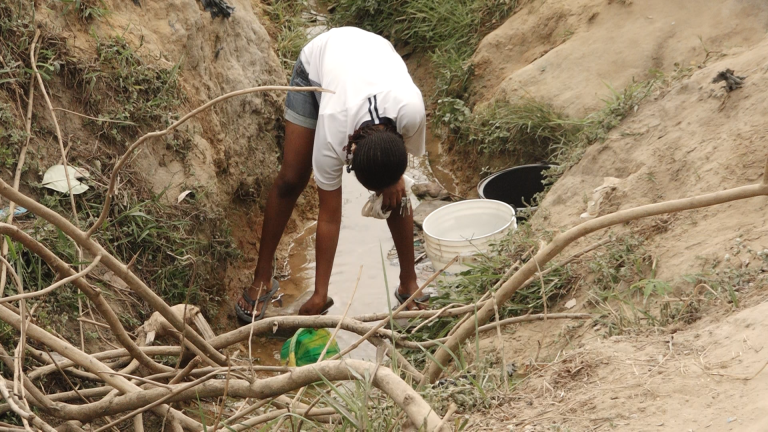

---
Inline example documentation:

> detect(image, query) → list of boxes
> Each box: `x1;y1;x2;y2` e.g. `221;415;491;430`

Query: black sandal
394;290;430;309
235;279;280;323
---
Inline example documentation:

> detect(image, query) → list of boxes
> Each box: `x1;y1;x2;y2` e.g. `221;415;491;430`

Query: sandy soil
473;0;768;116
454;1;768;430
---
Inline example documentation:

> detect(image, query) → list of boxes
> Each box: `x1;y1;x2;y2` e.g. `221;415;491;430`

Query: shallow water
254;132;457;362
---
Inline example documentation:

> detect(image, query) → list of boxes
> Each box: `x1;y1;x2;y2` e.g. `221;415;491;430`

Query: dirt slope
472;0;768;116
472;294;768;430
41;0;285;206
461;1;768;430
535;38;768;281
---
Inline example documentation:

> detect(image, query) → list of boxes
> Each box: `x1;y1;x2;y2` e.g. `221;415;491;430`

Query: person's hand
378;176;406;212
299;292;328;315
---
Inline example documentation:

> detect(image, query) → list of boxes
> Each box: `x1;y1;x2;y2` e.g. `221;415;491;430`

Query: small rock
411;182;450;200
564;298;577;309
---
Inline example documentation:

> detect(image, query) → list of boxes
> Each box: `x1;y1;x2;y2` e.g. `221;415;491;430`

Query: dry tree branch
28;346;181;381
0;186;228;367
0;57;35;298
331;256;458;361
424;159;768;383
0;305;201;430
0;224;172;374
0;255;101;304
65;360;443;430
85;85;331;240
92;371;220;432
0;377;55;432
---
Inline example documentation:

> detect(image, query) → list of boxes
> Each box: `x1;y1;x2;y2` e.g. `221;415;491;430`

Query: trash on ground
580;177;621;219
0;206;28;220
42;165;90;195
280;328;339;366
177;190;194;203
712;69;746;92
198;0;234;19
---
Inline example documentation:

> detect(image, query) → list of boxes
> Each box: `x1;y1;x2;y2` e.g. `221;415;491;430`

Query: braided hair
345;124;407;191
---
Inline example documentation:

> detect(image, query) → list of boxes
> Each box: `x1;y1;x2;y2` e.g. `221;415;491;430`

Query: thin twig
92;371;219;432
86;86;332;239
52;107;138;125
331;256;458;360
0;255;101;304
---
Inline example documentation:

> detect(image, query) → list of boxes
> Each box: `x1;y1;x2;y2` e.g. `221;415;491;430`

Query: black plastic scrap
199;0;235;18
712;69;746;92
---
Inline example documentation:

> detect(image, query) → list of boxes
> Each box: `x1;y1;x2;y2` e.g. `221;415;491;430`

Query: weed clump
265;0;314;73
331;0;516;101
441;98;582;165
58;0;109;22
76;35;184;143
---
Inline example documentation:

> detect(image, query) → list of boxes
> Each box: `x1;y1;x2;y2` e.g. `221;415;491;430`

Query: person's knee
274;172;309;199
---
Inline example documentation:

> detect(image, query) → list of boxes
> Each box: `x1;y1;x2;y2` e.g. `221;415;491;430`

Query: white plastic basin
422;199;516;272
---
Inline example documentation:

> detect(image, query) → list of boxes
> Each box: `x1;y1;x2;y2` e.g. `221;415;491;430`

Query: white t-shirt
299;27;426;191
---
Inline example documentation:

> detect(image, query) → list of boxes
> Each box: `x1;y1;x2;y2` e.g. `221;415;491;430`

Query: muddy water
425;130;459;196
280;162;437;360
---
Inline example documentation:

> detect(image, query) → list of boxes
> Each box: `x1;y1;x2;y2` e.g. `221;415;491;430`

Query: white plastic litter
42;165;90;195
580;177;621;219
177;190;194;203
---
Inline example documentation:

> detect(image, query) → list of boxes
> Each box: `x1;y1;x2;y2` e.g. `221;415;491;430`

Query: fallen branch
0;186;228;367
0;304;201;429
63;360;443;430
424;158;768;383
0;255;101;304
0;224;172;374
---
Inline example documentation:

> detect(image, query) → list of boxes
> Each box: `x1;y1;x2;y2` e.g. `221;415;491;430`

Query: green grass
398;225;574;365
265;0;314;73
442;97;585;164
331;0;516;101
0;103;28;169
77;35;184;143
58;0;109;22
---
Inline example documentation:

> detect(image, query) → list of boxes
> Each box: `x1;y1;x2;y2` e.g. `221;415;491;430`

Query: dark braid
345;124;407;191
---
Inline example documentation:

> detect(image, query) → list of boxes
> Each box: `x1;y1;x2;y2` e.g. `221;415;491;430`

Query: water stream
251;131;457;362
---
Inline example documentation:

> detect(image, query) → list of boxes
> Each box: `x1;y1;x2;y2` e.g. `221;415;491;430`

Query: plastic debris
0;206;28;220
580;177;621;219
198;0;234;19
280;328;339;367
177;190;194;203
712;69;746;92
42;165;90;195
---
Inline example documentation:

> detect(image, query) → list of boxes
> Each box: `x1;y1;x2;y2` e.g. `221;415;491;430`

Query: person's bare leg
237;121;314;316
386;199;424;310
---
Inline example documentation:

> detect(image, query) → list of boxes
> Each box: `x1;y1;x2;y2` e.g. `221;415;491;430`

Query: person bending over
235;27;427;322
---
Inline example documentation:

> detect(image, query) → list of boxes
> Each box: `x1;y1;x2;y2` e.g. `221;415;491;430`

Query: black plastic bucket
477;164;551;218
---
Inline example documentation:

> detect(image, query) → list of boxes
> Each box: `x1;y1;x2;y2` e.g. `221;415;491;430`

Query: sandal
394;290;430;309
235;279;280;323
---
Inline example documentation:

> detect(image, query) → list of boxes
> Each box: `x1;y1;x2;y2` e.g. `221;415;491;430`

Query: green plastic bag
280;328;340;367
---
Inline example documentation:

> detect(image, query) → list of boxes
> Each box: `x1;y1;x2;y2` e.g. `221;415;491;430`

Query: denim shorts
285;59;321;129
